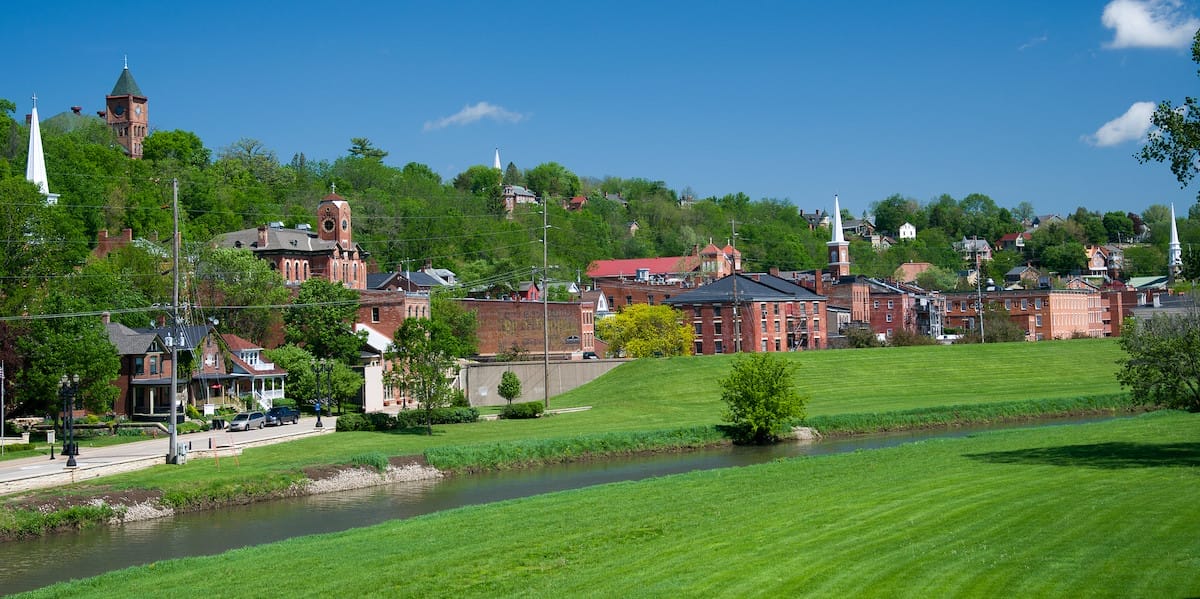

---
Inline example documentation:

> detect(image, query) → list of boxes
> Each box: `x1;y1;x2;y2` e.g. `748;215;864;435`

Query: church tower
105;58;148;159
318;189;354;249
827;194;850;277
25;95;60;205
1168;203;1183;281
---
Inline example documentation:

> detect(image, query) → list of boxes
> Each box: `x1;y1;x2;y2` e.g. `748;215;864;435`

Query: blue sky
5;1;1199;219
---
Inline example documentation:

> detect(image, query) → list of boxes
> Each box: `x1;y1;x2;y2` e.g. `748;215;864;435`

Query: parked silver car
228;411;266;431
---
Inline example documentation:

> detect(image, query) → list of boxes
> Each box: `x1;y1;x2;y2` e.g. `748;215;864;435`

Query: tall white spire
25;95;59;206
1168;203;1183;275
493;147;501;170
831;194;845;244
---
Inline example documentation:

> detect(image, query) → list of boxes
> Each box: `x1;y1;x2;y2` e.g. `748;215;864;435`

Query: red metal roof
587;255;701;278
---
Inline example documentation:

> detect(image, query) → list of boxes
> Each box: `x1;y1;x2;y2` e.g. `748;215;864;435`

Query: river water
1;415;1119;594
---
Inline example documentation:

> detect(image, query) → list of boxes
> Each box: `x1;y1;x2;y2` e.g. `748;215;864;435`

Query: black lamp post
59;374;79;468
315;359;330;428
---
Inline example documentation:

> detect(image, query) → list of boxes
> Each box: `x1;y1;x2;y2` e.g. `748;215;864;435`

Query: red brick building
664;273;828;354
944;288;1104;340
455;298;595;359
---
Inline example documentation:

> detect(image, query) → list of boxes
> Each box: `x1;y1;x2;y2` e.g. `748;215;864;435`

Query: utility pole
168;178;180;464
542;202;550;408
731;219;741;353
973;236;986;344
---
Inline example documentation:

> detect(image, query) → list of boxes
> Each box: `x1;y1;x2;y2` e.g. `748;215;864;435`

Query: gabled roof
221;333;261;352
212;226;338;254
106;322;160;355
366;272;397;290
663;273;825;305
356;323;393;354
587;256;701;278
137;324;211;350
400;270;445;288
110;67;144;97
996;232;1031;243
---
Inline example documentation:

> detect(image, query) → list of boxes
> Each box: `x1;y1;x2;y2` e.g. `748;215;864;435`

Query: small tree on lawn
498;370;522;406
1117;305;1200;411
719;353;807;444
386;318;459;435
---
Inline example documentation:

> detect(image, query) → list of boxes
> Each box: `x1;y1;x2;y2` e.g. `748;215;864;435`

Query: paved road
0;416;336;494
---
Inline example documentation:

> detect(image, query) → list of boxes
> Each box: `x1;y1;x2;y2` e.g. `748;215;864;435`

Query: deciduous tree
1118;304;1200;411
498;370;522;406
284;279;367;364
386;318;459;434
595;304;692;358
719;353;807;444
1138;29;1200;201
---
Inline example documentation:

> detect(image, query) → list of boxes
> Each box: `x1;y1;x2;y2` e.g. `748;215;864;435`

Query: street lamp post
314;359;330;428
59;374;79;468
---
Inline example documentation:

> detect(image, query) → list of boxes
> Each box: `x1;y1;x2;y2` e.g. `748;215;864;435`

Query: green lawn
22;410;1199;598
14;339;1125;498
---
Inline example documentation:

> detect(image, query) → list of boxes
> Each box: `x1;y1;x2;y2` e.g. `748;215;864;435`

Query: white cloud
1085;101;1157;146
423;102;526;131
1102;0;1200;49
1018;34;1048;51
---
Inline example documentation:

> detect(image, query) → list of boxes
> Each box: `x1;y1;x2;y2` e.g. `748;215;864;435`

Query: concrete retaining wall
461;359;626;407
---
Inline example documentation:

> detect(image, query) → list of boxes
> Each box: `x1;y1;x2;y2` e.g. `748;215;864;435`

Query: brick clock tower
105;59;148;159
317;189;368;289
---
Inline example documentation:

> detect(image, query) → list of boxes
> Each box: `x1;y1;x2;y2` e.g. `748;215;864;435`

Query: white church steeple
1168;203;1183;279
493;147;501;170
827;194;850;277
25;95;60;206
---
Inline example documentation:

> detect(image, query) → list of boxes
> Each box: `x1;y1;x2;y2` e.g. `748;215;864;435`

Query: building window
647;294;655;305
714;306;722;318
148;356;158;375
1021;299;1028;310
1004;299;1011;310
714;322;723;335
774;321;781;332
774;338;781;351
694;323;702;335
694;341;703;355
715;340;724;354
760;303;768;318
371;307;380;323
626;296;633;306
608;296;615;307
134;357;145;376
1035;315;1043;327
887;300;894;309
886;314;893;323
761;339;768;352
873;300;879;309
1034;298;1043;309
773;304;779;315
694;306;702;318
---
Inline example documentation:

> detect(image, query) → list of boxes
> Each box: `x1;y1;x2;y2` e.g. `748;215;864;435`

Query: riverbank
0;393;1140;541
18;410;1199;598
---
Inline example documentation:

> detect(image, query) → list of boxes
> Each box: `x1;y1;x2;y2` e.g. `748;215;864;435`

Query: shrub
1;442;35;452
334;413;369;432
720;353;807;444
184;404;201;420
365;412;397;432
350;452;389;472
450;389;470;408
500;401;544;420
116;428;150;437
272;397;297;408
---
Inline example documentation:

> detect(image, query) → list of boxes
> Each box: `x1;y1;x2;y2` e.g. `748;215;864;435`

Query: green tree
595;304;692;358
872;193;924;235
195;247;290;345
525;162;581;199
503;162;523;185
719;353;807;444
143;129;211;169
498;370;522;406
1102;211;1135;243
434;296;478;358
284;279;367;363
386;318;459;434
1117;305;1200;411
913;265;960;291
14;292;120;417
1123;245;1168;277
348;137;387;160
1138;29;1200;201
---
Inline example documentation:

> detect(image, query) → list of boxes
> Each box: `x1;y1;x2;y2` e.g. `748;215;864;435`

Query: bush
272;397;297;409
500;401;544;420
720;353;807;444
117;428;150;437
450;389;470;408
334;413;369;432
1;442;35;452
185;404;201;420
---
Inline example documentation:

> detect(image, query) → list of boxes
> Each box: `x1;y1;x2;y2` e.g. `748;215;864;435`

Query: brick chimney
814;268;824;296
769;266;780;278
257;225;268;248
101;311;111;325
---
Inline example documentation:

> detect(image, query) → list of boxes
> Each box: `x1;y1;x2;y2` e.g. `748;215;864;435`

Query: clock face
113;104;125;116
134;104;143;116
323;219;335;232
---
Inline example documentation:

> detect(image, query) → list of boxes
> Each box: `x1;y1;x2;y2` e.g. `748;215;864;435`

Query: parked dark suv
265;406;300;426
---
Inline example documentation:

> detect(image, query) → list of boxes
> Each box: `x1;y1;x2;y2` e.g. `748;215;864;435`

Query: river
1;415;1120;594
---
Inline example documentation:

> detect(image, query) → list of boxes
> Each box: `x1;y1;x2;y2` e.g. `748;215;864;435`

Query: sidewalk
0;416;336;496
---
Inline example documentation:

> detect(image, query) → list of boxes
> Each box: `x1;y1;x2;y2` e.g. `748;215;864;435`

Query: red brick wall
455;299;590;358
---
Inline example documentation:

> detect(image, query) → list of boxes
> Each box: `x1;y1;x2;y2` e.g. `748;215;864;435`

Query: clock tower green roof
110;67;143;97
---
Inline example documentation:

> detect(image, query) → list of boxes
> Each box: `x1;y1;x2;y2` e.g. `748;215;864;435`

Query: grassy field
21;410;1199;598
5;339;1127;500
